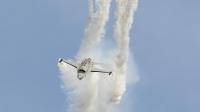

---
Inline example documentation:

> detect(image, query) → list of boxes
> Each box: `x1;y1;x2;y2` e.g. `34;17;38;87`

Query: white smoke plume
58;0;139;111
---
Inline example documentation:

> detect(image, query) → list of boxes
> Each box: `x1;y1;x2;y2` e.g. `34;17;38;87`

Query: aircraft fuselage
77;58;92;80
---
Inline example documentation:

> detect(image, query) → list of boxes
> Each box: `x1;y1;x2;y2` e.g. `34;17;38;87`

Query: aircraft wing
91;67;112;75
59;58;79;68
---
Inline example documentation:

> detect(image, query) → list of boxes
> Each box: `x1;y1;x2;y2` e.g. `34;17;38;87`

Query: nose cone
77;73;85;80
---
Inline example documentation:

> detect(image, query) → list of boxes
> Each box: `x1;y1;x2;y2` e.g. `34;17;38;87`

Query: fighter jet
58;57;112;80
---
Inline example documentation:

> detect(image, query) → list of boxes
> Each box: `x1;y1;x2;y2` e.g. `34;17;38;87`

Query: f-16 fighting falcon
58;57;112;80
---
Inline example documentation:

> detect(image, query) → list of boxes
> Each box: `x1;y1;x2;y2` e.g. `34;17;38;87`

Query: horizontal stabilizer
92;62;104;65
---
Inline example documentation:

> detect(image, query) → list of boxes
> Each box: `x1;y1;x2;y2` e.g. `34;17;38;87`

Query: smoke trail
111;0;138;102
80;0;111;54
114;0;138;73
58;0;139;111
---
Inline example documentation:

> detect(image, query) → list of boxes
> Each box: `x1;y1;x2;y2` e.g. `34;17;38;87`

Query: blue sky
0;0;200;112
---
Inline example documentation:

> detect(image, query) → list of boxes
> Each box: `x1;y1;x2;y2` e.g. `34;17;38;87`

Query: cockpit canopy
78;69;86;73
